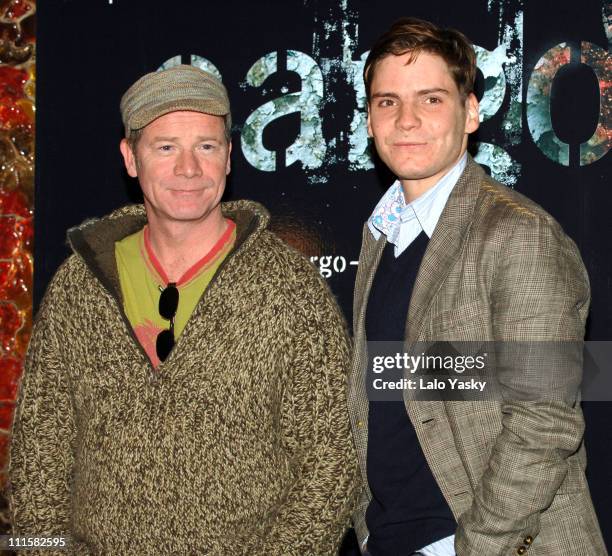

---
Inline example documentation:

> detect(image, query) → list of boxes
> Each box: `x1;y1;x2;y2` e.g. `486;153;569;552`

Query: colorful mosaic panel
0;0;35;526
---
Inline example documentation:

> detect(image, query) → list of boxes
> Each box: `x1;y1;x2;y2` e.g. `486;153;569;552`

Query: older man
348;18;607;556
10;64;357;555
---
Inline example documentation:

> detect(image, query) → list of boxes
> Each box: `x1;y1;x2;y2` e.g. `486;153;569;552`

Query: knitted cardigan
9;200;358;555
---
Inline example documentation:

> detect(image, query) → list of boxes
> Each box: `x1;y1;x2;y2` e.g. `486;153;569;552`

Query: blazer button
516;547;526;555
524;536;533;545
357;420;364;428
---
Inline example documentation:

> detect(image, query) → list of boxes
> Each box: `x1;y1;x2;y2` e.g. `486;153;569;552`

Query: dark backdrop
36;1;611;552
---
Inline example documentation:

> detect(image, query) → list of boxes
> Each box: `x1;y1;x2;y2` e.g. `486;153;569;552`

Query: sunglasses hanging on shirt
156;282;178;362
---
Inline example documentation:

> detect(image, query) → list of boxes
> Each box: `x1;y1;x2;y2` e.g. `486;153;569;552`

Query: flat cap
120;64;231;136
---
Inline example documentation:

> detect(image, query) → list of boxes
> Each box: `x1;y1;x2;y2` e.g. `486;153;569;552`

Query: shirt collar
368;152;467;245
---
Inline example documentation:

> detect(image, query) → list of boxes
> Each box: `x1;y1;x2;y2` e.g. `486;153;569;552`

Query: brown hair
127;127;144;154
364;17;477;101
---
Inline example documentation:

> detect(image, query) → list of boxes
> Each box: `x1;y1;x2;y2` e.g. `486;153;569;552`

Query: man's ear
367;107;373;138
465;93;480;134
120;138;138;178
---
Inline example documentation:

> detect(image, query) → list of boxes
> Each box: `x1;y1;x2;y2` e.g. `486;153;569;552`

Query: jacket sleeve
455;216;590;555
8;275;92;555
250;264;360;556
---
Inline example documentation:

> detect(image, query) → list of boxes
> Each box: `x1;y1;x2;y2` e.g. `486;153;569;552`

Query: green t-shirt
115;220;236;367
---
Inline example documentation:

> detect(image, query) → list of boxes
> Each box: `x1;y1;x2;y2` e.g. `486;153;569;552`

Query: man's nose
174;149;203;178
396;102;420;131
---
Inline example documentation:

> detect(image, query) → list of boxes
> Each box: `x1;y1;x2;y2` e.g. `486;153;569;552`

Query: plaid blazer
348;157;608;555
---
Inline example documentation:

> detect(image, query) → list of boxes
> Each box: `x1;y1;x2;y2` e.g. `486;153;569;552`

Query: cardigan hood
66;199;270;302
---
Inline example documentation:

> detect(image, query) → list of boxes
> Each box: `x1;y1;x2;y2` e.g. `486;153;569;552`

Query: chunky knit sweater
9;200;358;555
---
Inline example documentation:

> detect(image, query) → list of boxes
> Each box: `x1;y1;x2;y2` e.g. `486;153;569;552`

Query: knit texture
120;64;231;135
9;200;359;555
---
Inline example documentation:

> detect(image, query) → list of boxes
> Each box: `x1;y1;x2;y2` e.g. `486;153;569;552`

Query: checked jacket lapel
347;224;385;482
405;157;483;343
401;157;487;514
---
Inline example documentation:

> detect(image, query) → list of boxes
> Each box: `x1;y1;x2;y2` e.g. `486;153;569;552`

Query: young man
349;18;607;556
10;65;357;554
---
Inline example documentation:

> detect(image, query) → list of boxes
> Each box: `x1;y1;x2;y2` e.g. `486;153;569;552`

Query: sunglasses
156;282;178;362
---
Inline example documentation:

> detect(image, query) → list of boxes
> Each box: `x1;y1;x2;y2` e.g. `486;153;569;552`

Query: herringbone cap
120;64;231;136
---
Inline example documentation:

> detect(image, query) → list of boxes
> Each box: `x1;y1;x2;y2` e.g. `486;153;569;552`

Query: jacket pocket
427;300;489;337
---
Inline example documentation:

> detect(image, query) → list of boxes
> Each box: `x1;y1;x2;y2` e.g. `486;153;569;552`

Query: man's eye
158;145;174;152
200;143;215;151
378;99;395;107
426;97;442;104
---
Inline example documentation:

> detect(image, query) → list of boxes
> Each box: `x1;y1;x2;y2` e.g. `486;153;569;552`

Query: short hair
364;17;477;102
127;127;144;154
